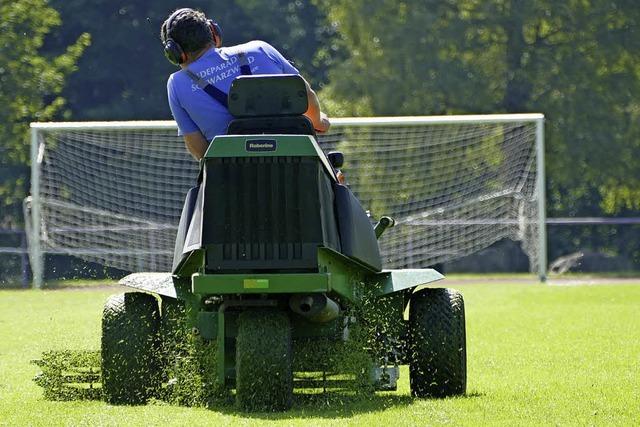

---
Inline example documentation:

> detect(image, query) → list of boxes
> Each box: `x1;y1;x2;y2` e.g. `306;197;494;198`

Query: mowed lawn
1;280;639;426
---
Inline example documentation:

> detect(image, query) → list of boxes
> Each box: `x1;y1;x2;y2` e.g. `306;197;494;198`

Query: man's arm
168;77;208;159
302;78;331;133
183;131;209;160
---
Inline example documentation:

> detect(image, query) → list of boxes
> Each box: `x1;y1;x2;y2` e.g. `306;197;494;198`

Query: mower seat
226;74;313;135
227;116;315;136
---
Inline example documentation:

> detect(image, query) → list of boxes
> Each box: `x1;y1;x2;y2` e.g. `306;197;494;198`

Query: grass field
1;279;639;426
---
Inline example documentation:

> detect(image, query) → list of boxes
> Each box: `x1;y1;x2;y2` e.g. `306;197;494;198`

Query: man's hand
316;112;331;133
303;78;331;134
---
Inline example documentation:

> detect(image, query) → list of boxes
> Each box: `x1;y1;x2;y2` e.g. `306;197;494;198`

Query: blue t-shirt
167;40;299;141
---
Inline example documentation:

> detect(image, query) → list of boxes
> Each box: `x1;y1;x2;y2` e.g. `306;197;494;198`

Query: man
161;8;331;160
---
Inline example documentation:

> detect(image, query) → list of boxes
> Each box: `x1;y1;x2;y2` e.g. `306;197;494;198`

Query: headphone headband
162;8;222;66
164;8;192;40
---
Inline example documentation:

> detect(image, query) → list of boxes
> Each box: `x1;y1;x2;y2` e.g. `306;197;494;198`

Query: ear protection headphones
162;8;222;65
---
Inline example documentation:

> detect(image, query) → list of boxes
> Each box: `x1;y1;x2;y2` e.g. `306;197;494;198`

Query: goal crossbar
30;114;545;131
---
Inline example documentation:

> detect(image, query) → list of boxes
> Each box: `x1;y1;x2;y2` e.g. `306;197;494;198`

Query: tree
45;0;338;120
0;0;89;226
317;0;640;263
234;0;344;86
319;0;640;209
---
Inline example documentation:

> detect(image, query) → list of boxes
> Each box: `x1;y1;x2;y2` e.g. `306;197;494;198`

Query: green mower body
102;75;466;410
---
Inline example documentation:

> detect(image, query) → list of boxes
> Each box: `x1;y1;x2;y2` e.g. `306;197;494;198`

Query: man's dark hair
161;8;212;54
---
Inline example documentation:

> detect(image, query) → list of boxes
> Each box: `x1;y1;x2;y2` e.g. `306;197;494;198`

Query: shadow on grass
210;390;483;420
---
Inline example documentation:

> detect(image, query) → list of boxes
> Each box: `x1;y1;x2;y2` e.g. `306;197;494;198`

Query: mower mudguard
119;273;178;298
370;268;445;296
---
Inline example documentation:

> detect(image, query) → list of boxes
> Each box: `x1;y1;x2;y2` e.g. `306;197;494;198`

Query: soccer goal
27;114;545;288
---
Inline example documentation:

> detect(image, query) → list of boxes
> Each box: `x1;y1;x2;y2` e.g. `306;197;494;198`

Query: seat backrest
228;74;308;118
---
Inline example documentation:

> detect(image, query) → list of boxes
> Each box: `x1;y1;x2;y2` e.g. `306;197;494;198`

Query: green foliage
318;0;640;220
45;0;205;121
233;0;344;86
0;0;89;225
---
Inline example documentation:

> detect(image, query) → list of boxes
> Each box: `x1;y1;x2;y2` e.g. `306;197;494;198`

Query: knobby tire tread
101;292;161;404
235;309;293;411
409;288;466;397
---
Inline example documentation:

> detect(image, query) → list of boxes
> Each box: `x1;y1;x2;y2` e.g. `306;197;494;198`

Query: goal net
28;115;544;281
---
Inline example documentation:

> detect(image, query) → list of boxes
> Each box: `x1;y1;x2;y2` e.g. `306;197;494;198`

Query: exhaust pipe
289;294;340;323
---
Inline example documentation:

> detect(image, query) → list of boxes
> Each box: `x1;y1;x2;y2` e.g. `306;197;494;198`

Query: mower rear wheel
235;309;293;411
101;292;161;404
408;288;466;398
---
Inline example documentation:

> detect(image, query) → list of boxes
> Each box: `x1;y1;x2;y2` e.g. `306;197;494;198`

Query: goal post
536;117;547;282
28;114;546;288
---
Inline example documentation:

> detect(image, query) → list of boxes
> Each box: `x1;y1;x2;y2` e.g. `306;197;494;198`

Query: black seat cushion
227;116;315;136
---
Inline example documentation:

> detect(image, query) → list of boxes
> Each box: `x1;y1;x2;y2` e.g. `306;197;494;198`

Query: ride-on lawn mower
34;74;466;411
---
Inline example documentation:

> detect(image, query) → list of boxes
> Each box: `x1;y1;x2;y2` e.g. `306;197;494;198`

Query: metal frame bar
547;218;640;225
30;127;44;289
535;117;547;282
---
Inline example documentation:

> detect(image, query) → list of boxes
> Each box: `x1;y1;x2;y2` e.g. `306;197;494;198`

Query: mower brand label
245;139;277;152
244;279;269;289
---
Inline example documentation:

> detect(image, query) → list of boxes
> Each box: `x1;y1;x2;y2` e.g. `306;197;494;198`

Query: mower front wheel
101;292;161;404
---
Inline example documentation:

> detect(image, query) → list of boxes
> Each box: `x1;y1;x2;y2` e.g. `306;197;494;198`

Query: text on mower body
245;139;277;152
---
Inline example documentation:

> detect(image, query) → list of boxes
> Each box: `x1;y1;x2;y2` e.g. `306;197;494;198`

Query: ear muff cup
163;8;191;65
164;38;186;65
